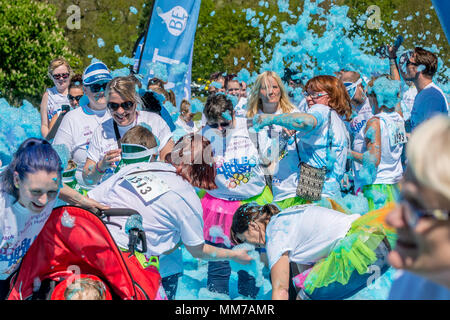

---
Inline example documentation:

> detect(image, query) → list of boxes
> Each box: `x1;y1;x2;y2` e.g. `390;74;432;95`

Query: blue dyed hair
0;138;63;200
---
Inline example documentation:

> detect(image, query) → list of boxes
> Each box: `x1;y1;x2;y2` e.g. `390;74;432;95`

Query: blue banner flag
432;0;450;44
136;0;201;108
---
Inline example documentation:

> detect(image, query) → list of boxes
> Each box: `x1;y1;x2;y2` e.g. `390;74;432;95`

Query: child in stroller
6;205;166;300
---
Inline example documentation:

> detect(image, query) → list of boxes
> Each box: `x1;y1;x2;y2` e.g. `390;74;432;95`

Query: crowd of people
0;41;449;300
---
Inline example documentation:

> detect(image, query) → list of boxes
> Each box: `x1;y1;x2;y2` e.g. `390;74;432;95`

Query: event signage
135;0;201;107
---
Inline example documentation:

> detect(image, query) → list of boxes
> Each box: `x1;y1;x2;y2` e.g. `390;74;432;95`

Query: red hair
306;75;352;121
166;133;217;190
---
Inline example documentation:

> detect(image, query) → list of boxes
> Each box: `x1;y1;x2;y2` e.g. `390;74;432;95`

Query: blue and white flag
136;0;201;108
432;0;450;44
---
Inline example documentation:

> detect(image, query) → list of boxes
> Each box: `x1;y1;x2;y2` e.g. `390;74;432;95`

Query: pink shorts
201;193;242;245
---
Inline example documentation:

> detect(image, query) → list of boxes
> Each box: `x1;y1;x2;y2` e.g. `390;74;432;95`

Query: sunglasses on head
53;73;70;80
68;94;83;102
88;82;108;93
107;101;135;111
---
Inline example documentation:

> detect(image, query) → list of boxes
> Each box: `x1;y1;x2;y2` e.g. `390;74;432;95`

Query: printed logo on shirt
83;127;93;136
0;237;32;267
350;119;367;134
48;108;61;121
216;156;258;189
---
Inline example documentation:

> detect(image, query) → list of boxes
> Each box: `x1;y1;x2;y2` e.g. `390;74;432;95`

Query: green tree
192;0;297;81
45;0;149;73
0;0;81;106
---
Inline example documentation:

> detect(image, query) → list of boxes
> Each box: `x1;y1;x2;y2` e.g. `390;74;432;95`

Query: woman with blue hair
0;138;107;299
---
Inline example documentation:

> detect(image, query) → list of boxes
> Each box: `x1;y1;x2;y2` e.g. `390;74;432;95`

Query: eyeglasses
53;73;70;80
303;91;328;99
88;82;108;93
400;195;449;228
107;101;135;111
68;94;83;102
208;121;231;129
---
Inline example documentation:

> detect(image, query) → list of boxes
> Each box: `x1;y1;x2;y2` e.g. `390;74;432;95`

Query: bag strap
325;109;332;170
113;121;122;149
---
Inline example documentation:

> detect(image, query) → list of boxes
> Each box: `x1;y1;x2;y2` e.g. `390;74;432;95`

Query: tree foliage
45;0;149;73
1;0;448;106
0;0;81;106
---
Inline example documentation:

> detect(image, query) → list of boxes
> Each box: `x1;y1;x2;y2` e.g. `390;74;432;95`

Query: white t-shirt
296;104;350;198
87;161;204;260
369;112;405;186
86;110;173;165
400;85;417;122
296;98;308;113
348;98;373;190
46;87;70;122
265;204;359;270
53;105;111;189
201;118;267;201
234;97;248;118
0;192;56;279
256;109;300;202
174;118;201;134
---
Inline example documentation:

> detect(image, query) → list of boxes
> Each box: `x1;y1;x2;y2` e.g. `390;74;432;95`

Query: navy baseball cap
82;62;112;85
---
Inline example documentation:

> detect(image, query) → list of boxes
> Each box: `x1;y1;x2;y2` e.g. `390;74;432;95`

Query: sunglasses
400;195;449;228
68;94;83;102
107;101;135;111
53;73;70;80
88;82;108;93
406;60;420;67
303;91;328;99
148;78;163;86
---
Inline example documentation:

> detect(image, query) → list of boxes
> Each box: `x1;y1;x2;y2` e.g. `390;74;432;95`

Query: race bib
125;172;170;203
387;118;407;147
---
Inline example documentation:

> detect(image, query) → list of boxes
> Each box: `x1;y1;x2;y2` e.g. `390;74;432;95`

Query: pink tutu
201;193;242;245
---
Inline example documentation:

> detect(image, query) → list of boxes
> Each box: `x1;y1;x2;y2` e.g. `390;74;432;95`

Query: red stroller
6;206;164;300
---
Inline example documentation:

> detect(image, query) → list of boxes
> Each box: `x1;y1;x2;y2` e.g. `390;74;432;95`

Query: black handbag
294;110;332;201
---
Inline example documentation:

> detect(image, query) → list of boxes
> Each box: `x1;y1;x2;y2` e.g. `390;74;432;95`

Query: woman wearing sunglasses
199;93;271;298
40;57;72;138
387;115;450;299
46;74;84;138
82;76;174;187
53;62;113;193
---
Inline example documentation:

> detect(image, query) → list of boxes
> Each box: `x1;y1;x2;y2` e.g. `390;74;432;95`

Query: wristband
95;162;106;174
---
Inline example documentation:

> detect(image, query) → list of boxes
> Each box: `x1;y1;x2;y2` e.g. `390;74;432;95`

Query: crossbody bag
294;110;332;201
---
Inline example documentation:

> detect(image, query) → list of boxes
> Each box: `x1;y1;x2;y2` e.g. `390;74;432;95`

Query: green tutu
276;196;349;214
363;183;400;211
